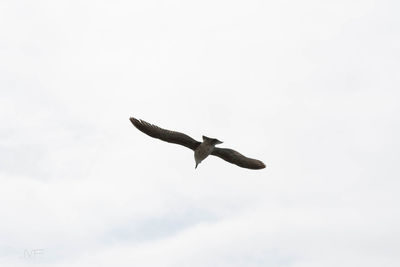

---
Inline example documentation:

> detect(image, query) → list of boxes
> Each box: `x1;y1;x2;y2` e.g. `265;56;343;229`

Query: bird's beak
195;163;198;169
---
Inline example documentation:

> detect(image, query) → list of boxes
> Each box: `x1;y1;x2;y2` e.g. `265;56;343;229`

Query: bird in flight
129;117;265;170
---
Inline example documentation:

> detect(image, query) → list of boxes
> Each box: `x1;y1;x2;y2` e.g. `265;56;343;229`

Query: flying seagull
129;117;266;170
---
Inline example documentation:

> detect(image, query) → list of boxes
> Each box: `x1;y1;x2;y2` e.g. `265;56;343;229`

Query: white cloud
1;0;399;266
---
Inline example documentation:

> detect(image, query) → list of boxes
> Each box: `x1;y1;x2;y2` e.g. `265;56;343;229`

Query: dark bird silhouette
129;117;266;170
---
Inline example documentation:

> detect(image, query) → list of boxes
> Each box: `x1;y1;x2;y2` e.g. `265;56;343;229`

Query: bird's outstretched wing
211;147;266;169
130;117;201;151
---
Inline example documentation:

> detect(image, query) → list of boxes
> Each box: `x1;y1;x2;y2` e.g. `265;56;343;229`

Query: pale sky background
1;0;400;266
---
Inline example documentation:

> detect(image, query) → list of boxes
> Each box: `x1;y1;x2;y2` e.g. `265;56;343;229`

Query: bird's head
202;135;223;145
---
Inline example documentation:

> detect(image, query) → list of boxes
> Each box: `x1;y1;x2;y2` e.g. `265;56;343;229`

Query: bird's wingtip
256;161;266;169
130;117;139;124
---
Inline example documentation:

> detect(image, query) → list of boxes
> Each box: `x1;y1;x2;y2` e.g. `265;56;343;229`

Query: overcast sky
1;0;400;266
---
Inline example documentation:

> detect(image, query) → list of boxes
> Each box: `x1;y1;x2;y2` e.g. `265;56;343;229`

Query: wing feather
211;147;266;170
129;117;201;151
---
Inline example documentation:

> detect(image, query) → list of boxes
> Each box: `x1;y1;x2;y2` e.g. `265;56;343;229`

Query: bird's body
194;136;222;168
129;117;265;170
